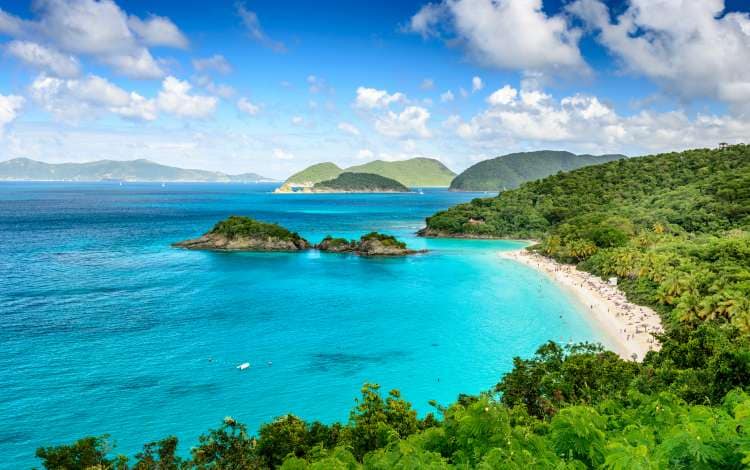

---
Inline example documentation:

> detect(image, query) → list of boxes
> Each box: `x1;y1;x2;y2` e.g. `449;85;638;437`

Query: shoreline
499;248;663;361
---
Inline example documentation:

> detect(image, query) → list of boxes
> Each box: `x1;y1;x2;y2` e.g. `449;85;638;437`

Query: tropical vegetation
36;146;750;469
449;150;624;191
312;172;409;192
210;216;305;243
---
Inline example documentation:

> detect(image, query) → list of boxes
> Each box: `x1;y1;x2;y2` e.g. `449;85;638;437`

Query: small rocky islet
173;216;423;256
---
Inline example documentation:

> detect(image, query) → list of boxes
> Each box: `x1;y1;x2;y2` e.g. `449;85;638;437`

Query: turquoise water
0;182;606;468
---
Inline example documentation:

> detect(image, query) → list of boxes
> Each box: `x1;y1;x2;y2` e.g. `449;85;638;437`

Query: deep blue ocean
0;182;609;468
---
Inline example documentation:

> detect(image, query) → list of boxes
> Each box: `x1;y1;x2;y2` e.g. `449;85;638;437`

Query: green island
172;216;310;251
36;146;750;469
275;157;455;192
449;150;625;192
317;232;423;256
310;172;409;193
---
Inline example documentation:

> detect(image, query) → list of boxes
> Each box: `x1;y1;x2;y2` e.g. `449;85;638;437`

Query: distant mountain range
0;158;273;182
276;157;455;192
450;150;626;191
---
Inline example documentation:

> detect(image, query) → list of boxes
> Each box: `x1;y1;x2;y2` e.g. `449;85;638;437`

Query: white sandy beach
499;248;663;361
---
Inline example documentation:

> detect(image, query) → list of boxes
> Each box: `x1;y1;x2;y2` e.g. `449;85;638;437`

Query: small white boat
418;189;424;195
237;362;250;370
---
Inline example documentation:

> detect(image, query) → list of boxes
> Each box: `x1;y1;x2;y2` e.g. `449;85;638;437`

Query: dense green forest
36;147;750;469
210;216;304;243
449;150;624;191
312;172;409;192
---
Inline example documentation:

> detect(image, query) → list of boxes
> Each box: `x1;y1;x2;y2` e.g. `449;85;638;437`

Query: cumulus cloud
354;87;405;109
192;54;232;75
29;74;156;121
237;97;260;116
291;115;304;126
375;106;431;139
0;94;24;138
567;0;750;109
448;82;750;154
127;14;188;48
472;76;483;92
408;0;586;74
487;85;517;106
157;76;217;118
5;40;80;77
236;2;286;52
0;0;188;79
338;122;360;136
421;78;435;90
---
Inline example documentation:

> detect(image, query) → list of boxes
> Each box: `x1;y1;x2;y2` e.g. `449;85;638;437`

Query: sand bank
500;248;663;361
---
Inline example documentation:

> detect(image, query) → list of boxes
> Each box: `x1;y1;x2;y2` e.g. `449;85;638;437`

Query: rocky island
174;217;422;256
172;216;310;251
317;232;425;256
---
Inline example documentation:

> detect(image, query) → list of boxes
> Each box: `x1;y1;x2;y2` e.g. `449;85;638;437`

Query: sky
1;0;750;178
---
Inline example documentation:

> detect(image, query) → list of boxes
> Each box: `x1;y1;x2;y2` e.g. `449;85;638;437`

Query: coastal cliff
173;216;310;251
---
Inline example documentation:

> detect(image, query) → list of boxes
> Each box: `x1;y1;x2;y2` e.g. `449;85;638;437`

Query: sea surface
0;182;609;468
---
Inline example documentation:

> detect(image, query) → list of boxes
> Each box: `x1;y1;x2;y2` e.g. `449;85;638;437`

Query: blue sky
1;0;749;178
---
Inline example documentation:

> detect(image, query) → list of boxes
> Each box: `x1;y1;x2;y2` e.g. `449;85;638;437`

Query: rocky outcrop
173;233;309;251
316;233;425;256
173;216;310;251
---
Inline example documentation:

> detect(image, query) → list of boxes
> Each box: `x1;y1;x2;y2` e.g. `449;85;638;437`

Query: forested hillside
449;150;625;191
35;146;750;469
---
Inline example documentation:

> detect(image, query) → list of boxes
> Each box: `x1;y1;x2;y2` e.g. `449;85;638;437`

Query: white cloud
408;0;586;74
448;81;750;154
273;148;294;160
0;94;24;138
472;76;483;92
487;85;518;106
421;78;435;90
0;0;187;79
29;74;157;121
291;115;304;126
338;122;360;136
156;76;217;118
103;49;163;80
568;0;750;108
440;90;454;102
237;97;260;116
192;55;232;75
127;14;188;49
375;106;431;138
5;40;80;77
354;86;405;109
194;75;236;99
236;2;286;52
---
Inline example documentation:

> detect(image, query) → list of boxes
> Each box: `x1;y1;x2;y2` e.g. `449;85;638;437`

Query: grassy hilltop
280;157;455;189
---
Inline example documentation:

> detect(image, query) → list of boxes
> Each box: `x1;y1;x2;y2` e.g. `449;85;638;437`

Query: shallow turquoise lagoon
0;183;609;467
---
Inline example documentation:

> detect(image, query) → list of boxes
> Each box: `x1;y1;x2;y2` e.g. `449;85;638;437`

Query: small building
608;277;618;286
